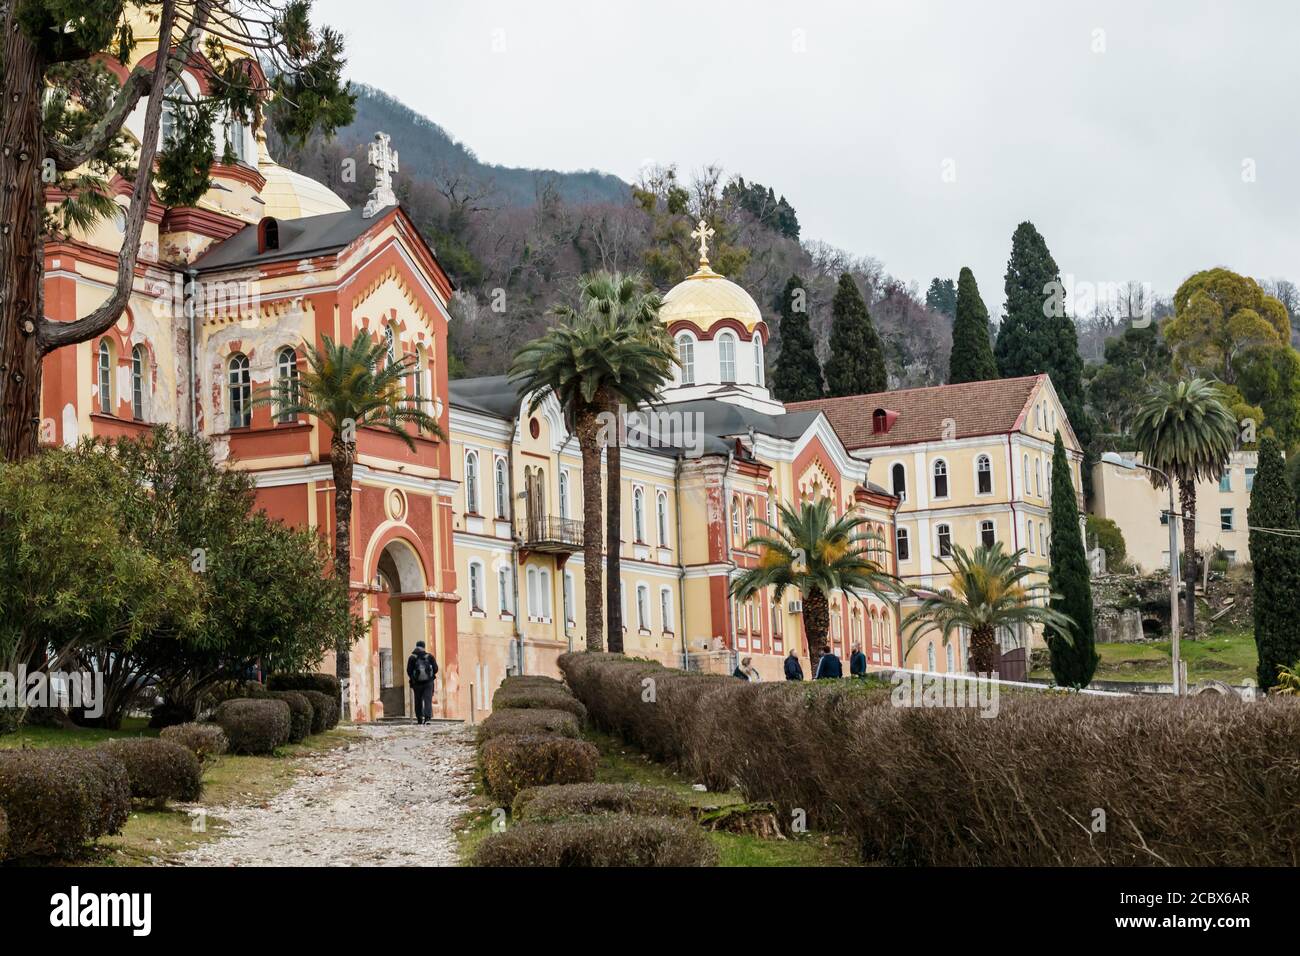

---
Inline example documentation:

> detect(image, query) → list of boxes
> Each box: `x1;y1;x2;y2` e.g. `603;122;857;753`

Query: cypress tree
770;274;824;401
1046;432;1098;688
823;273;887;397
1249;437;1300;689
948;266;998;384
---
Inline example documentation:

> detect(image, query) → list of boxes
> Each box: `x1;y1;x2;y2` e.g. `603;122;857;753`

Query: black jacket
407;649;439;685
783;655;804;681
849;651;868;676
814;652;843;679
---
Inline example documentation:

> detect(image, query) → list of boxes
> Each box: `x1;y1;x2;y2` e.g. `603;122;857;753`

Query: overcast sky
313;0;1299;315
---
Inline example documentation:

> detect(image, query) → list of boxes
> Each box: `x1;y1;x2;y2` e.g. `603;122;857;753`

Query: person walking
732;655;762;681
783;648;804;681
406;640;439;724
814;643;842;680
849;643;868;678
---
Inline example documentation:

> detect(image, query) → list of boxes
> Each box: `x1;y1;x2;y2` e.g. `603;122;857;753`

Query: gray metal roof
192;205;397;272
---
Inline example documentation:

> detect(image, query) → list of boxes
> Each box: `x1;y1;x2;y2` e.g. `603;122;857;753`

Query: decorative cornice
161;206;247;242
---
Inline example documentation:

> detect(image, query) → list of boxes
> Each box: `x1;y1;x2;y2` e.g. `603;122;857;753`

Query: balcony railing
517;515;584;553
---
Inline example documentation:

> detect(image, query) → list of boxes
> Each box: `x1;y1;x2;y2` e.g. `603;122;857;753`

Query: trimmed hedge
211;698;291;755
559;652;1300;867
0;748;130;860
102;738;203;804
268;672;341;699
300;690;339;732
512;782;689;822
499;675;567;692
491;684;588;725
267;690;313;743
477;707;580;745
160;723;228;764
473;813;717;867
481;734;598;804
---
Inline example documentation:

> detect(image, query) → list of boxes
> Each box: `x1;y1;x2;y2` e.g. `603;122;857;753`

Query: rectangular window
1219;471;1231;492
896;528;910;562
1245;468;1256;492
980;520;996;549
1220;508;1234;531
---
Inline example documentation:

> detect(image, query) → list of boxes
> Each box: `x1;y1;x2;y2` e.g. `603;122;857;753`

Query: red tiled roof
787;375;1046;449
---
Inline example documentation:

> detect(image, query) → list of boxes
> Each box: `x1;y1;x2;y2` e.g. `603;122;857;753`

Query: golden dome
660;270;763;332
256;135;349;220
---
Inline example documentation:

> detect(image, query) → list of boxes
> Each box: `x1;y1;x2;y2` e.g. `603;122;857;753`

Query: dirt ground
176;722;475;867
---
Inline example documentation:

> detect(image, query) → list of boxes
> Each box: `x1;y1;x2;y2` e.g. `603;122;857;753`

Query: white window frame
676;333;696;386
896;527;910;562
632;486;646;543
464;450;481;514
468;561;485;614
975;454;993;495
97;339;113;414
659;587;674;633
228;352;251;428
494;457;509;519
752;332;764;386
932;458;949;499
130;343;148;421
636;584;650;632
718;331;737;383
935;522;953;558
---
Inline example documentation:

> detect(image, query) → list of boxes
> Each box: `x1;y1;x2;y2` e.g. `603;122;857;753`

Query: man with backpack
406;640;439;724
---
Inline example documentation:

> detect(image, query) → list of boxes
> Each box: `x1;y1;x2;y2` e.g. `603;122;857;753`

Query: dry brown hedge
211;698;291;754
473;813;717;867
557;652;1300;866
491;684;588;725
102;738;204;805
266;690;313;743
477;707;580;745
0;748;130;860
511;782;690;821
480;733;598;803
299;690;339;732
160;723;229;764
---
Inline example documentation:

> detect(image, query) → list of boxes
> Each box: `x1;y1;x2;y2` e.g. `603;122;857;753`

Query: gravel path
177;722;475;867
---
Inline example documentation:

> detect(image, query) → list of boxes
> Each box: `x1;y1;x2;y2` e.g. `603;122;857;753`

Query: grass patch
1031;629;1258;685
456;728;857;867
1;721;358;866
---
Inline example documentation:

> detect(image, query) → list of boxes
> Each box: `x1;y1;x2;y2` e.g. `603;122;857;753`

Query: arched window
1023;454;1031;495
656;491;669;546
896;527;910;562
559;470;570;519
497;567;512;615
718;331;737;383
676;333;695;386
97;339;113;414
539;569;552;620
1040;521;1047;553
632;487;646;542
636;584;650;631
660;587;673;632
1027;522;1035;554
275;346;298;423
936;523;952;558
224;110;250;164
946;643;955;672
526;567;539;618
494;458;509;519
927;641;936;671
752;333;764;386
976;454;992;495
980;519;996;549
160;79;187;146
730;496;741;540
745;500;755;541
130;344;148;421
464;451;480;514
383;325;396;368
563;571;575;624
228;353;251;428
891;462;906;501
932;459;949;499
468;561;484;612
412;346;426;402
1035;459;1042;497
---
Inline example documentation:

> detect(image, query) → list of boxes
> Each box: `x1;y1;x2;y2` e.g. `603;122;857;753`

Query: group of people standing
732;645;869;682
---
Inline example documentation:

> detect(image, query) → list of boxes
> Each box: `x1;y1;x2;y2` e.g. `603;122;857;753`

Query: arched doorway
374;539;428;718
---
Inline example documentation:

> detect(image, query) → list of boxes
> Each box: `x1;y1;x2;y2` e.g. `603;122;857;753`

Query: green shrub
512;783;689;822
268;673;341;699
491;685;587;725
477;708;579;745
211;698;291;755
101;738;203;804
481;734;598;804
473;814;717;867
1086;514;1127;569
0;748;130;860
160;723;228;764
300;690;339;732
266;690;313;743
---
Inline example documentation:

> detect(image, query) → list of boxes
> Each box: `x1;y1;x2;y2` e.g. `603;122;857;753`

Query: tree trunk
1180;479;1197;636
605;400;623;652
804;586;829;675
968;623;1000;675
0;20;47;460
575;409;604;651
331;437;356;718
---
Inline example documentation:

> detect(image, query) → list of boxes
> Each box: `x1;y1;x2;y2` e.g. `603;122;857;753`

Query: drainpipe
185;267;199;433
674;452;688;666
507;419;524;675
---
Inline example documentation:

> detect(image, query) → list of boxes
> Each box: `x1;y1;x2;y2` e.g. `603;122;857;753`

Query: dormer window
257;217;280;253
873;408;887;433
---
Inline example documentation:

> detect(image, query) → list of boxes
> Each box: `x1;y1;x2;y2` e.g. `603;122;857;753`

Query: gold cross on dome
690;219;715;265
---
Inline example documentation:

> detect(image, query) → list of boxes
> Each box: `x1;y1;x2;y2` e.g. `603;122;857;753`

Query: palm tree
730;497;901;676
1131;378;1237;634
510;312;672;652
257;333;442;716
549;271;672;652
903;543;1074;675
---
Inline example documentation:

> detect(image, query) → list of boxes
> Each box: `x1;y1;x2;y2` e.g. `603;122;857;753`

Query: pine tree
1045;432;1098;688
948;267;998;384
926;277;957;317
1249;437;1300;690
824;273;887;397
770;275;824;401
